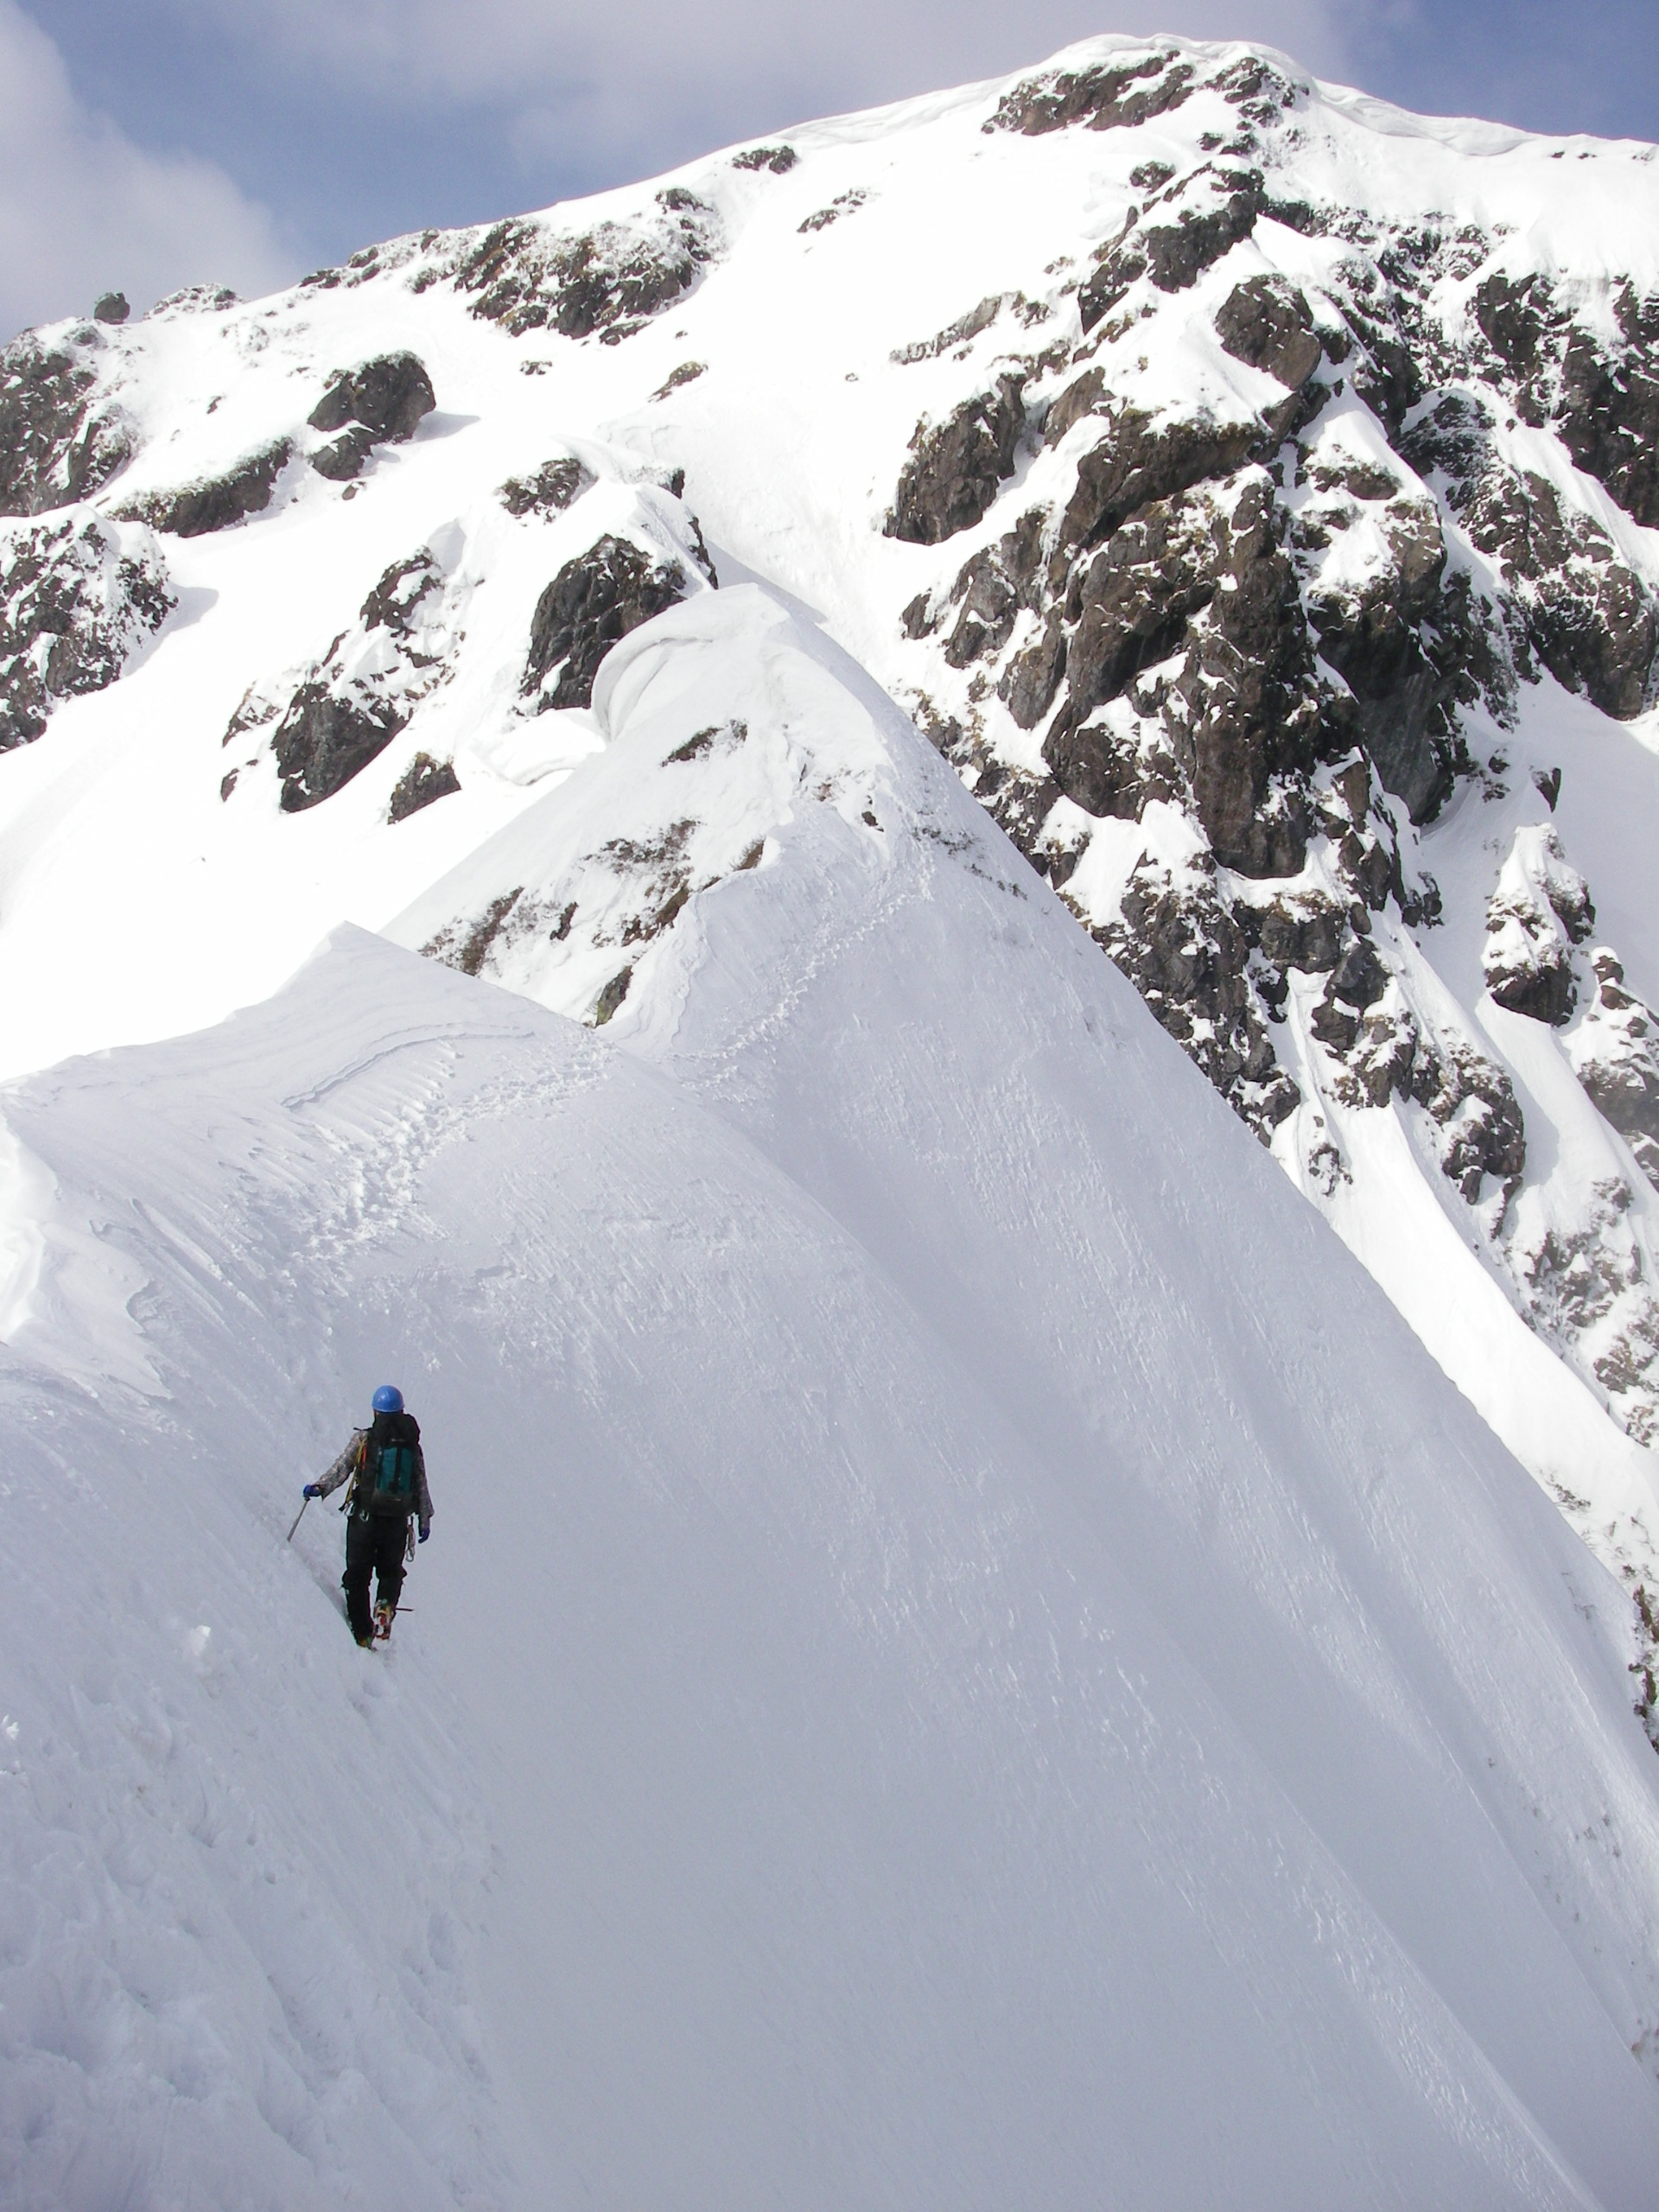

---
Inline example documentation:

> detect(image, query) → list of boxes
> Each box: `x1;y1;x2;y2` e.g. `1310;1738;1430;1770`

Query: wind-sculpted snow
5;597;1659;2202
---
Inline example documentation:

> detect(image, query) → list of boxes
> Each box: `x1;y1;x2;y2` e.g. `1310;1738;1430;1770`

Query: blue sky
3;0;1656;338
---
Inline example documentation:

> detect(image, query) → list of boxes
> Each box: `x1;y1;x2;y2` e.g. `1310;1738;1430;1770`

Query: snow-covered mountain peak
6;35;1659;2204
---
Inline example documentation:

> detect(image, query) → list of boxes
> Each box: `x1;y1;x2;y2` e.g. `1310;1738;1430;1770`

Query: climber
304;1385;433;1648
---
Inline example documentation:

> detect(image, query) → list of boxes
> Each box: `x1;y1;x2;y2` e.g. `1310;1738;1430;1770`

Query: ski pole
287;1494;310;1542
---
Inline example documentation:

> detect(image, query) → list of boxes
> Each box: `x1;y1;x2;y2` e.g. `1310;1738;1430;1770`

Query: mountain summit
3;35;1659;2207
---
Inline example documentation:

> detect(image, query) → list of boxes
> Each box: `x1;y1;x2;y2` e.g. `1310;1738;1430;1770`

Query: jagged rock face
0;511;172;748
453;194;720;341
499;457;594;518
0;333;130;518
886;379;1027;545
229;545;464;810
307;353;435;480
1215;276;1323;389
117;441;293;537
1572;955;1659;1193
524;535;692;709
1483;826;1594;1024
877;42;1659;1464
388;752;461;823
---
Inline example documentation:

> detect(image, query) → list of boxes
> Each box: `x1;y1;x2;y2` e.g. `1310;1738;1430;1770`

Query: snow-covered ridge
6;585;1659;2204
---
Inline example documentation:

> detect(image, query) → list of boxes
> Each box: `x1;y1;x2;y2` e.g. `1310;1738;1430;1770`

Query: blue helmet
372;1383;404;1415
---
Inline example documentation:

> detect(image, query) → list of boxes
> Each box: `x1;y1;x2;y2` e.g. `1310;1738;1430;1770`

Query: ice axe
287;1493;311;1542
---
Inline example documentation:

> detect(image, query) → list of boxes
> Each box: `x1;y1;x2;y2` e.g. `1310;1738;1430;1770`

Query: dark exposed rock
1573;953;1659;1191
593;965;633;1025
1130;160;1175;191
118;439;292;537
999;620;1067;728
306;352;435;480
1043;368;1107;447
523;534;690;710
0;334;131;517
1077;234;1148;334
0;512;173;749
1554;323;1659;531
891;296;1005;366
885;378;1026;544
500;457;594;518
1058;405;1257;556
1142;182;1262;294
1490;950;1576;1025
1472;271;1560;399
652;361;706;399
1254;897;1346;971
1099;864;1299;1136
732;144;797;174
1424;1045;1527;1203
311;429;376;482
1214;276;1323;388
1304;497;1464;822
1483;836;1587;1024
1169;480;1322;875
1463;467;1656;720
1534;765;1561;810
92;293;129;326
388;751;461;822
309;352;435;442
1060;493;1218;716
359;550;442;641
273;683;410;811
454;205;716;340
938;510;1046;664
984;53;1194;136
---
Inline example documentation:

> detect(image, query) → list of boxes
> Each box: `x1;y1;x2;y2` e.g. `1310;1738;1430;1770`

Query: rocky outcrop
454;195;719;342
273;683;410;812
308;353;435;480
886;379;1027;544
523;536;690;710
231;544;462;810
499;457;594;517
118;440;292;537
1483;826;1594;1024
0;511;172;749
1215;276;1323;388
1571;952;1659;1192
1094;860;1299;1131
1080;177;1263;332
1300;492;1466;823
92;293;129;326
984;51;1194;136
0;332;131;517
388;752;461;823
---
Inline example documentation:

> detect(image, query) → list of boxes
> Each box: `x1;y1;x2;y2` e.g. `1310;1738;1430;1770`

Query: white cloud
0;1;295;340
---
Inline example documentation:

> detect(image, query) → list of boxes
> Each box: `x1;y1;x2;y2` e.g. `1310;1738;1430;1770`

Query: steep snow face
5;592;1659;2207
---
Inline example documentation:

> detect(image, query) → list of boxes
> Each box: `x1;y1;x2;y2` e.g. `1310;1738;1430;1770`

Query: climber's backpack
353;1414;421;1515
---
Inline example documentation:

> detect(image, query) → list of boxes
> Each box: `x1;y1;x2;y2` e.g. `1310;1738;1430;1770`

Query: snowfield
4;29;1659;2207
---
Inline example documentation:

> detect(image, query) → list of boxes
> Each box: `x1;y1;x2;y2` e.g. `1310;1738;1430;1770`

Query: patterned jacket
315;1417;434;1523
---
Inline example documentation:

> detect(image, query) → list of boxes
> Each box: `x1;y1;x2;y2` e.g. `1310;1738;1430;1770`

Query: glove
418;1521;430;1543
302;1483;321;1498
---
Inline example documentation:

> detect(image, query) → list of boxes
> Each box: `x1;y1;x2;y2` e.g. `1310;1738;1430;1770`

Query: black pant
343;1510;409;1639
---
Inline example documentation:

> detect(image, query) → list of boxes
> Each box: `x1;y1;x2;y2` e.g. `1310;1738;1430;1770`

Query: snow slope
4;587;1659;2206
